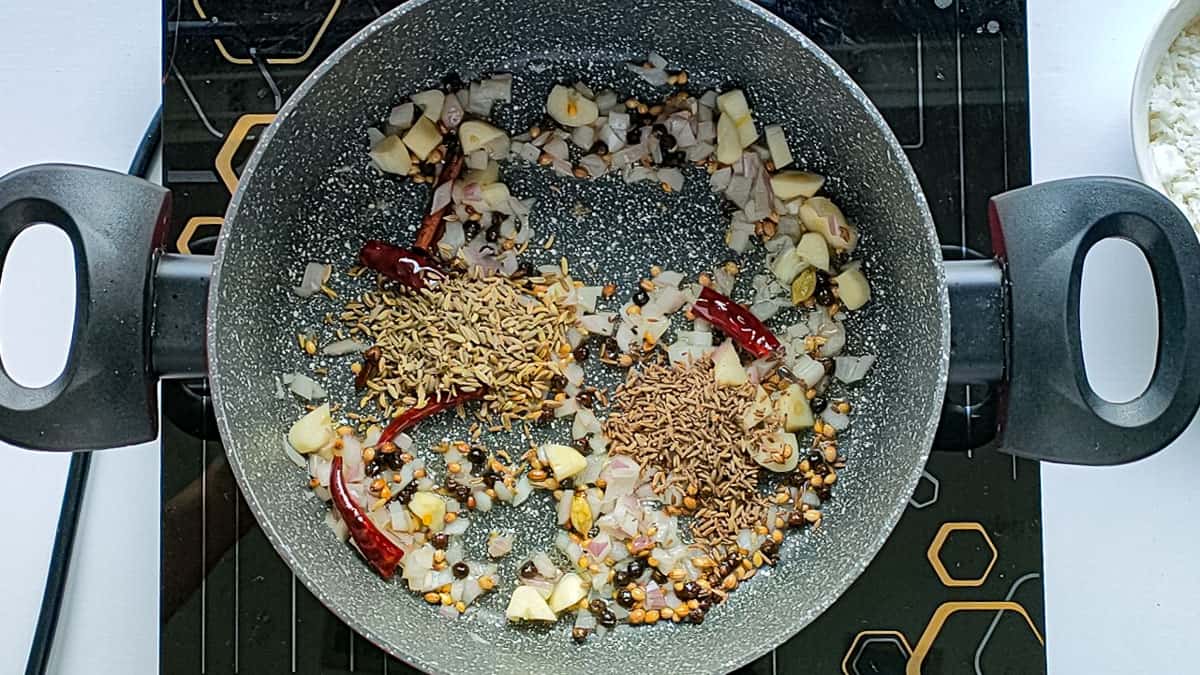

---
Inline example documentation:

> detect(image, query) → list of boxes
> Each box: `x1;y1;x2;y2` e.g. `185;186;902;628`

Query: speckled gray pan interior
208;0;949;672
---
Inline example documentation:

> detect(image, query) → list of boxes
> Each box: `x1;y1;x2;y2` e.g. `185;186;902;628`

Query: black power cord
24;105;163;675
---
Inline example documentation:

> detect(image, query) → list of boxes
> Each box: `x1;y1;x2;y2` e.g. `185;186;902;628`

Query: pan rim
207;0;950;672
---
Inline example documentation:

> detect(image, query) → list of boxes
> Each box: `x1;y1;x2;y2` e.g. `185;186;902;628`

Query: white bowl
1131;0;1200;197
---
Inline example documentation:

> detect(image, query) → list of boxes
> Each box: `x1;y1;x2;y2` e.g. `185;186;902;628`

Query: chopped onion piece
822;407;850;431
628;62;669;86
466;149;489;170
388;102;415;131
321;338;368;356
440;92;464;129
579;312;616;336
623;164;656;184
488;532;514;558
544;136;570;160
709;167;732;192
750;300;783;321
518;142;542;163
430;180;453;214
656;271;684;289
834;355;876;383
551;158;573;177
554;397;579;418
285;373;327;401
686;142;715;162
482;73;513;102
789;353;827;387
658;167;685;192
282;437;306;469
595;89;619;113
578;153;607;177
293;262;329;298
570;125;595;150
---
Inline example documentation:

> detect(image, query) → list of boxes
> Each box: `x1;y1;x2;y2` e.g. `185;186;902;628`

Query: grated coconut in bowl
1150;17;1200;229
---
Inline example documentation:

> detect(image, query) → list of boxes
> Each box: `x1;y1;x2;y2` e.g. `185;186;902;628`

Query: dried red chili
329;455;404;579
378;389;486;445
358;240;445;290
690;286;782;359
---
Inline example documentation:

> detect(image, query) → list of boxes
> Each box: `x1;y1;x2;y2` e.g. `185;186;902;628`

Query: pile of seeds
603;359;781;551
341;272;577;429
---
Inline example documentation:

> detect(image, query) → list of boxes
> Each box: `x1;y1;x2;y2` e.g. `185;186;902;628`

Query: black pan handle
0;164;173;451
988;176;1200;465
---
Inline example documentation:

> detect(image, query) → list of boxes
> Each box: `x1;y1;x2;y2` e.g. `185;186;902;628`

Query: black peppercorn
589;141;609;156
760;539;779;558
519;561;538;579
616;589;636;608
626;127;642;145
485;224;500;243
432;532;450;550
467;446;487;465
660;134;677;151
599;610;617;628
463;219;481;241
551;374;568;391
395;483;418;505
626;559;646;578
602;336;620;356
574;436;592;456
575;391;595;408
699;598;713;612
814;285;836;306
440;71;464;92
385;452;406;471
558;478;574;491
651;123;667;137
588;599;607;615
788;510;805;528
632;289;650;306
678;581;702;600
572;344;589;362
809;396;828;414
571;626;590;643
689;609;706;625
452;561;470;579
612;570;631;587
807;449;824;466
365;460;384;477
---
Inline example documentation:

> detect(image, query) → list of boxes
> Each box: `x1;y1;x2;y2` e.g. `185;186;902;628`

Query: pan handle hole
1079;237;1157;403
0;224;77;388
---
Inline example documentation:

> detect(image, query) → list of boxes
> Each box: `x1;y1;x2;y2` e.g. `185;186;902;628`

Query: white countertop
1;0;1197;672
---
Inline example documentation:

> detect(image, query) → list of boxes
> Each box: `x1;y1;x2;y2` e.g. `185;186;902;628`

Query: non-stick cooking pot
2;1;1198;672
